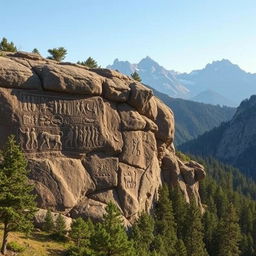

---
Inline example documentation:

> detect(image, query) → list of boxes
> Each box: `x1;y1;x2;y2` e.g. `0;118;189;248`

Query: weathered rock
120;131;157;169
155;98;175;143
34;64;103;95
82;155;119;190
118;103;146;131
0;52;206;222
29;158;95;209
0;57;42;90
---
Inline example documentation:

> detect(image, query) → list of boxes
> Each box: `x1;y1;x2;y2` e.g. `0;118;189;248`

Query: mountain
179;95;256;179
191;89;237;107
107;57;190;98
178;59;256;105
108;57;256;107
150;87;236;145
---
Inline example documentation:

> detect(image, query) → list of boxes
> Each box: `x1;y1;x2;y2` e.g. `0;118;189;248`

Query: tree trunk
1;222;9;255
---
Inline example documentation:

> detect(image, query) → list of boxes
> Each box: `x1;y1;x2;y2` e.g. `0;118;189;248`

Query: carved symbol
124;169;136;189
132;138;141;156
40;131;62;150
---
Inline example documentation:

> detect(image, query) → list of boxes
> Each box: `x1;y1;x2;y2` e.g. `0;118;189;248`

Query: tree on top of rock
32;48;41;55
131;71;142;82
78;57;99;68
47;47;67;62
0;37;17;52
0;135;36;255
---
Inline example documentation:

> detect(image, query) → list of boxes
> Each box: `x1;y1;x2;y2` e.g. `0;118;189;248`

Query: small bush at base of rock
6;241;26;252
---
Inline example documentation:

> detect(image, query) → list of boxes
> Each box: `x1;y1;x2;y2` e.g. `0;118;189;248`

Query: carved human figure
64;128;74;148
124;169;136;189
74;126;79;148
20;128;31;150
132;138;141;156
30;128;38;150
83;127;88;147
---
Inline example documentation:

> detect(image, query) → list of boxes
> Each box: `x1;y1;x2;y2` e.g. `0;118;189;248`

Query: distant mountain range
179;95;256;179
150;87;236;145
107;57;256;107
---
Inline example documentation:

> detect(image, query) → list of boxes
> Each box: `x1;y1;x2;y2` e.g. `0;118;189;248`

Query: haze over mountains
107;57;256;107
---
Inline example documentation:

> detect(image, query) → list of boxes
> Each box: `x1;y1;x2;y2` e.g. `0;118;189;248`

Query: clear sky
1;0;256;73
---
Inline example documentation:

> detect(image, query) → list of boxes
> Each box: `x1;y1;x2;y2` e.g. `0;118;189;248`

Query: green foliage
176;151;191;162
32;48;40;55
42;209;54;232
184;200;208;256
92;202;136;256
216;203;241;256
78;57;99;68
154;184;177;255
130;212;154;256
0;135;36;254
131;71;141;82
54;213;67;238
0;37;17;52
6;241;25;252
47;47;67;61
175;239;187;256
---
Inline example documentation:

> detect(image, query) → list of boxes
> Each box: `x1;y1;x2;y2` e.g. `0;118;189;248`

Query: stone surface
0;57;42;90
34;63;103;95
0;52;206;222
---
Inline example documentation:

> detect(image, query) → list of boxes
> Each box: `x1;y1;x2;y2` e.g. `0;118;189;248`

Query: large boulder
0;52;206;223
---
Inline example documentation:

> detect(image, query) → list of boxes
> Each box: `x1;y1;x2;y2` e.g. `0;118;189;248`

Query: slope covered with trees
151;88;235;145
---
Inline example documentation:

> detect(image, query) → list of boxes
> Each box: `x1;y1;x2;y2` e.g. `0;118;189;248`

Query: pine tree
0;37;17;52
170;186;187;239
47;47;67;61
130;212;154;256
78;57;98;68
69;217;92;256
91;202;136;256
32;48;40;55
216;203;241;256
131;71;141;82
0;135;36;255
54;213;67;238
154;184;177;255
42;209;54;232
175;239;187;256
184;200;208;256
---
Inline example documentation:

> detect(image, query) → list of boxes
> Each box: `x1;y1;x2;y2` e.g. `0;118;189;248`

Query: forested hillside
152;88;235;145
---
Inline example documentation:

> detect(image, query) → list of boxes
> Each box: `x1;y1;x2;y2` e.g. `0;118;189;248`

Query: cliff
0;51;205;223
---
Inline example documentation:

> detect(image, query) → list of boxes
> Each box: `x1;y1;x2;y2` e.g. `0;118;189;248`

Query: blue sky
1;0;256;73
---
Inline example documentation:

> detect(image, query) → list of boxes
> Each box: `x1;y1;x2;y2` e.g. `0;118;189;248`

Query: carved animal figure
40;131;62;150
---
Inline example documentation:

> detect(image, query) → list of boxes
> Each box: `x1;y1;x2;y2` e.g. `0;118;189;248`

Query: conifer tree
0;37;17;52
131;71;141;82
154;184;177;255
42;209;54;232
47;47;67;61
32;48;40;55
0;135;36;255
54;213;67;238
175;239;187;256
78;57;98;68
69;217;93;256
184;200;208;256
170;186;187;239
216;203;241;256
92;202;136;256
130;212;154;256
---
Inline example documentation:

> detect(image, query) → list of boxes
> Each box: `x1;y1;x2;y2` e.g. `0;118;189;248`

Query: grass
0;226;70;256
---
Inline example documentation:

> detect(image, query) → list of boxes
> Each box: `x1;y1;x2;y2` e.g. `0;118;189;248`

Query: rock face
0;51;205;223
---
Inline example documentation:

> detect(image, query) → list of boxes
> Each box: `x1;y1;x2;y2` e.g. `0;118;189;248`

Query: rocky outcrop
0;51;206;223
